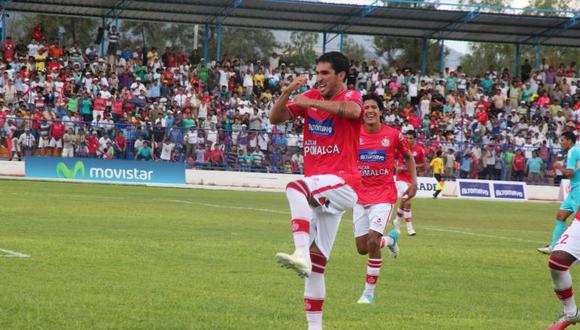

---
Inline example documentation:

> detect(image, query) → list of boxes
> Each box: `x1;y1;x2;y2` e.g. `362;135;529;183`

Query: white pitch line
420;226;545;244
0;247;30;258
169;199;544;244
167;199;289;215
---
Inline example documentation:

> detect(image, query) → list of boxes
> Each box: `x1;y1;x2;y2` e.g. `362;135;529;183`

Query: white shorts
353;203;394;237
554;220;580;260
301;174;358;259
62;148;74;157
49;138;62;148
396;181;409;198
38;137;50;148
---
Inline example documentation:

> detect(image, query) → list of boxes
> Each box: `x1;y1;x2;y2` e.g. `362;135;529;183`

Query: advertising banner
457;179;527;201
492;181;527;200
25;157;185;184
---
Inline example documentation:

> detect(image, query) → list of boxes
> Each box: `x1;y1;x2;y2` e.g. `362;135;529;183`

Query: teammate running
393;130;425;235
538;132;580;255
353;94;417;304
270;52;362;330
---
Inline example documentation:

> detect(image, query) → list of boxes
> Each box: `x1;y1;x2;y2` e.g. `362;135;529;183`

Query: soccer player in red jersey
393;130;426;236
353;94;417;304
270;52;362;330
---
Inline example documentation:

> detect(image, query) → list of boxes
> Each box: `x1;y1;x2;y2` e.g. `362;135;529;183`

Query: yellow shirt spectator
430;156;444;175
253;72;265;87
35;54;47;71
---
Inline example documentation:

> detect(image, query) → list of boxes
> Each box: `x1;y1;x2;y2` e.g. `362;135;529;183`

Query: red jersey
287;89;363;190
357;124;410;204
50;122;65;139
396;144;425;183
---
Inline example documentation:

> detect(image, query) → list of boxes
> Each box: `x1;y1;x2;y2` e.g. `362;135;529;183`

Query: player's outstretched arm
293;95;361;120
270;76;307;125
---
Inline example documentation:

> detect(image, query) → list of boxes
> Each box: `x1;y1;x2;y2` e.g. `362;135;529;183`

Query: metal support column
115;17;119;30
216;23;222;62
1;8;6;44
421;38;427;76
536;44;541;70
203;23;209;63
322;32;327;54
514;43;521;79
100;16;106;58
339;32;344;53
439;39;445;74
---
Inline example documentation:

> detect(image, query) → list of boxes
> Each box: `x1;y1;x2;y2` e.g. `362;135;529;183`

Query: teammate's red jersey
287;88;363;191
357;124;410;204
396;145;426;184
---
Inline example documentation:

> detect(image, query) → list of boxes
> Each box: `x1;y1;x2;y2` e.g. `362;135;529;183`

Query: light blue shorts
560;187;580;214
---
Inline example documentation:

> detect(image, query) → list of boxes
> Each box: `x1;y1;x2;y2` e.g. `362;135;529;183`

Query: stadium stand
0;9;579;186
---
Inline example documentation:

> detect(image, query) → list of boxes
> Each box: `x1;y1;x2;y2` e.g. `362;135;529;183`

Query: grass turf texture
0;179;566;329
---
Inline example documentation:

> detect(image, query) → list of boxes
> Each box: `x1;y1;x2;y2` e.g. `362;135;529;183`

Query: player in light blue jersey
538;132;580;255
546;132;580;329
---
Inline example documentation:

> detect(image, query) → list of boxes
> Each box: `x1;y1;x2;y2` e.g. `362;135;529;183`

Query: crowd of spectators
1;24;580;185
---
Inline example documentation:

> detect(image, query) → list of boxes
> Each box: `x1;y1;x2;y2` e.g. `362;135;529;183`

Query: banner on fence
457;179;527;201
25;157;185;184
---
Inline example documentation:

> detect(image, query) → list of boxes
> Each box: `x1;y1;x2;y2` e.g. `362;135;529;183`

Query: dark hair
561;131;576;143
362;94;385;112
405;130;417;138
436;150;442;157
316;52;349;81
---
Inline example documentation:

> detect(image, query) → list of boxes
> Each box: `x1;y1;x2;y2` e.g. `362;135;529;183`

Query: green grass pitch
0;180;570;329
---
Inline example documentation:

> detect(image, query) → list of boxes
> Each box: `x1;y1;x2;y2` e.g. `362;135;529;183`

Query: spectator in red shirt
512;149;526;181
87;131;99;158
113;131;127;159
49;120;65;155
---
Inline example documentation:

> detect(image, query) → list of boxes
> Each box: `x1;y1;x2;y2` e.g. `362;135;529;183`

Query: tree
459;0;580;76
372;0;446;73
284;31;319;67
343;36;367;63
15;14;97;46
206;27;278;62
373;37;446;73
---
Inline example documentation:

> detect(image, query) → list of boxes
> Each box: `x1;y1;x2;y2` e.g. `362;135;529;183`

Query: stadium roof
5;0;580;47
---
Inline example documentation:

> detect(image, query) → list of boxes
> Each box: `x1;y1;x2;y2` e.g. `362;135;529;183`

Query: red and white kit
395;144;425;197
553;213;580;260
354;124;410;237
287;88;363;258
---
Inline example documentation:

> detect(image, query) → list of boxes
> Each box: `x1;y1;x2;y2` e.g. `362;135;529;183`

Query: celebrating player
353;94;417;304
393;130;425;236
538;132;580;255
546;132;580;329
270;52;362;330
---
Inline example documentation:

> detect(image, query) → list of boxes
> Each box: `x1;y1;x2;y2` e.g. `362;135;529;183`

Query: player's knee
310;251;327;274
367;234;381;254
549;253;574;272
355;239;368;255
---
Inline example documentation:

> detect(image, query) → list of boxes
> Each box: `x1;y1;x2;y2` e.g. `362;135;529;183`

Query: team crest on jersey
381;138;390;147
308;117;334;136
359;150;386;162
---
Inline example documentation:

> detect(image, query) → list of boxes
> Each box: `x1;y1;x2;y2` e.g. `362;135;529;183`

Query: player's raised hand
288;76;307;93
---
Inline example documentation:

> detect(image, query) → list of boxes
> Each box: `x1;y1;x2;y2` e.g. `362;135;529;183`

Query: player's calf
549;252;578;320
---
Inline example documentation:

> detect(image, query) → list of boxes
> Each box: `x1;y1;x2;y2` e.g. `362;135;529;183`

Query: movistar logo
56;161;86;179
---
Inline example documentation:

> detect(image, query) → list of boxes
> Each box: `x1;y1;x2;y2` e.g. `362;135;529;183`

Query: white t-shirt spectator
160;142;175;161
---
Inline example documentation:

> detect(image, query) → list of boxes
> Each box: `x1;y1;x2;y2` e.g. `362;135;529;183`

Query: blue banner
25;157;185;184
457;180;492;198
493;182;527;200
